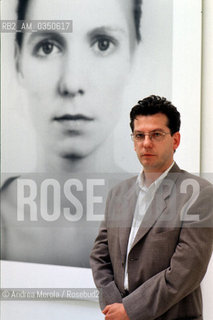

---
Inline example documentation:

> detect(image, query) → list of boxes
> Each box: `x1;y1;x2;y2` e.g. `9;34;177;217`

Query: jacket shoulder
176;169;213;189
169;163;212;190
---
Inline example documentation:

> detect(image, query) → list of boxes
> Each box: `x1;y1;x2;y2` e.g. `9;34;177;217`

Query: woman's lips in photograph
53;114;94;133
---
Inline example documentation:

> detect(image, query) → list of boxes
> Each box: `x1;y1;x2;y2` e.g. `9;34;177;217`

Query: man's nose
57;52;86;98
143;134;153;146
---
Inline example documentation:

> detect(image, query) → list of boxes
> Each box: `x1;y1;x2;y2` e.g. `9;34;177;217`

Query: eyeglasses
131;131;171;142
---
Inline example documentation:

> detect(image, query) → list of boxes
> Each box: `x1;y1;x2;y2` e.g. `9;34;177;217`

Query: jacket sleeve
90;189;123;309
123;184;213;320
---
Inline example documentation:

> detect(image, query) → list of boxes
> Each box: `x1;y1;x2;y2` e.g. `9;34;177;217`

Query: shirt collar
136;162;175;192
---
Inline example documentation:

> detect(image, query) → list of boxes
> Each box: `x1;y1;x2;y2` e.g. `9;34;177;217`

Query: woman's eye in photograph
91;36;118;56
33;39;62;57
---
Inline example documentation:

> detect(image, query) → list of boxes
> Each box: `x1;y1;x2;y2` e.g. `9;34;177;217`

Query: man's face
133;113;180;173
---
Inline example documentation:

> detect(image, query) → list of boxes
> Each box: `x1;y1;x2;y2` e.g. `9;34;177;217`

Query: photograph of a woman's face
1;0;173;268
2;0;173;174
14;0;142;173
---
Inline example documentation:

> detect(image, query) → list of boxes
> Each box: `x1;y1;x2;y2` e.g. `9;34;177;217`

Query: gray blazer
90;163;213;320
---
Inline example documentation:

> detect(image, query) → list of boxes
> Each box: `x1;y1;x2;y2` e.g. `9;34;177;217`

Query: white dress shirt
124;162;174;290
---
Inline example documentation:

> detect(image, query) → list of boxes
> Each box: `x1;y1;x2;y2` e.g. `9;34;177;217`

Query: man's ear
15;42;24;82
173;132;181;152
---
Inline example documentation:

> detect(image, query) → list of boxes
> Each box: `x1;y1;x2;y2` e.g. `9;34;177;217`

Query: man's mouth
142;154;156;159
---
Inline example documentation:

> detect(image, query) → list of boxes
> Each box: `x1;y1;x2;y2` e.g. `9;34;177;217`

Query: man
90;95;213;320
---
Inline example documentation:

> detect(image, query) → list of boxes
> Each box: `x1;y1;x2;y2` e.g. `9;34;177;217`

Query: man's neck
143;172;162;187
143;162;174;187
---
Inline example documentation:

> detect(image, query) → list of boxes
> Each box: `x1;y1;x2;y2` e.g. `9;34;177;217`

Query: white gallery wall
201;0;213;174
200;0;213;319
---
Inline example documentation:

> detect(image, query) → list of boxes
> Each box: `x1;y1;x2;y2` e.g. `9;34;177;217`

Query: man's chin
140;158;155;167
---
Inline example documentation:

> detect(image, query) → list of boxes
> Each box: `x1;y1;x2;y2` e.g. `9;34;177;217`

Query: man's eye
136;134;144;139
91;37;117;56
34;40;62;57
153;132;162;138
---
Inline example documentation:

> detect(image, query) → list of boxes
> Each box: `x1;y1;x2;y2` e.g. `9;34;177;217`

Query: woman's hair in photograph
15;0;29;48
134;0;142;42
130;95;181;135
15;0;143;48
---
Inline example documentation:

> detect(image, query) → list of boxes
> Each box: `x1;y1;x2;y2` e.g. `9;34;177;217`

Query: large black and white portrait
1;0;176;268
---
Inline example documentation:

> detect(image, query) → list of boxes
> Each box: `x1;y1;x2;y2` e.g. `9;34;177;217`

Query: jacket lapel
131;191;167;248
118;180;138;262
130;163;181;250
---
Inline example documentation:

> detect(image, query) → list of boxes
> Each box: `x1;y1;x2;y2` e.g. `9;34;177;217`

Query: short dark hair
15;0;143;48
130;95;181;135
